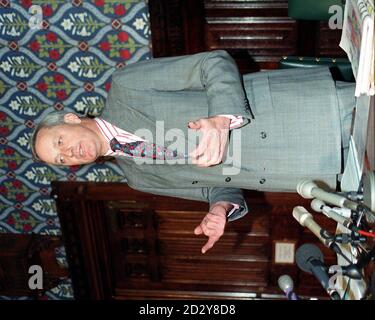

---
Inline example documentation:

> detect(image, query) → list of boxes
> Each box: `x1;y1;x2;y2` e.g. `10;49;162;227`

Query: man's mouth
79;143;85;158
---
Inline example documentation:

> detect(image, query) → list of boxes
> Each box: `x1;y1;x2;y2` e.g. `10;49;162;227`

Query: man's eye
58;137;62;146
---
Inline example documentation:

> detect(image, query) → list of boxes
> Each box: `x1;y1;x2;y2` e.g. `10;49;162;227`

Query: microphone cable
319;230;354;265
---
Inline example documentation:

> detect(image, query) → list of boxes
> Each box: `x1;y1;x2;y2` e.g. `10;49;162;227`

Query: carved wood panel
0;234;67;297
52;181;338;300
149;0;346;73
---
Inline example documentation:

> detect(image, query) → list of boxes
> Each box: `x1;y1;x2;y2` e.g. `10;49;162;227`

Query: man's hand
194;201;233;254
188;116;230;167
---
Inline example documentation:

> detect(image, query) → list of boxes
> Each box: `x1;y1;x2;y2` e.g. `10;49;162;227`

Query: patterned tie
109;137;188;160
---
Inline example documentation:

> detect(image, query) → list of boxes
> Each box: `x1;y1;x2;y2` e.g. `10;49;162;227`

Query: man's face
35;121;104;166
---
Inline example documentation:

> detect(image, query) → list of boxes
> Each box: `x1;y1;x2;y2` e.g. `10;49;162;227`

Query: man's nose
60;146;73;157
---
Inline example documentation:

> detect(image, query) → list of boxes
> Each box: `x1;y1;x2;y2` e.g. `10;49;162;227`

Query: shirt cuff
227;203;240;219
218;115;244;129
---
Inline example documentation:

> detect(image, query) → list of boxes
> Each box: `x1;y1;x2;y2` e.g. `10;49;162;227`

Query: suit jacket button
260;131;267;139
225;177;231;182
259;178;266;184
192;181;198;184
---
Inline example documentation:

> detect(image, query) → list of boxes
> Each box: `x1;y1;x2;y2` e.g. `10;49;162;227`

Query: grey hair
30;111;83;162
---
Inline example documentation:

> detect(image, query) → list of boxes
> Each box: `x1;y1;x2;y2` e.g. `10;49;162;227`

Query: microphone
297;180;359;211
296;243;341;300
293;206;335;247
311;199;352;219
293;206;355;264
310;199;354;230
278;275;299;300
293;207;363;280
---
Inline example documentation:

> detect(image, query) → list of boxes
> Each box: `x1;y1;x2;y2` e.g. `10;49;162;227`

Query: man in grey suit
31;50;355;253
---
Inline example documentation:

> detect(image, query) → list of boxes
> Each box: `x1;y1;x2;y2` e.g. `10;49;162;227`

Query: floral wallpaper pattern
0;0;151;299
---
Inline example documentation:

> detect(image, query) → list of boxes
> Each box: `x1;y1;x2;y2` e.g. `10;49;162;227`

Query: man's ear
63;113;81;124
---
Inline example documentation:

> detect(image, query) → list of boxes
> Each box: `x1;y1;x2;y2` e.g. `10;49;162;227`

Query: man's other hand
188;116;230;167
194;201;231;254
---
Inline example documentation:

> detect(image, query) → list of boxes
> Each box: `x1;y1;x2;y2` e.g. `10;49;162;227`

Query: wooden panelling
148;0;205;57
205;18;297;52
149;0;347;73
203;0;296;70
317;21;346;56
204;0;289;20
52;181;342;299
0;234;68;297
157;237;269;257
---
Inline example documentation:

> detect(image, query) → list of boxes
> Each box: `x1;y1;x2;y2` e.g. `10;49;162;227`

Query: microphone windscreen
278;274;294;292
295;243;324;274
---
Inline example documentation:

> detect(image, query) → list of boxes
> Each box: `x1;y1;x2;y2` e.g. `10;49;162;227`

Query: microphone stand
319;230;364;280
356;246;375;270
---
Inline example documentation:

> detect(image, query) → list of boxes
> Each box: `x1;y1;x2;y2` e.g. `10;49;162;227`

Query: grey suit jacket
101;50;343;221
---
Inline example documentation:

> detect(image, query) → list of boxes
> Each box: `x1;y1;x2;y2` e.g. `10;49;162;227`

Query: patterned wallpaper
0;0;151;299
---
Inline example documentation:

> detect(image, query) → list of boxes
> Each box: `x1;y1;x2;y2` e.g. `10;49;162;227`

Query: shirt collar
94;117;117;156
